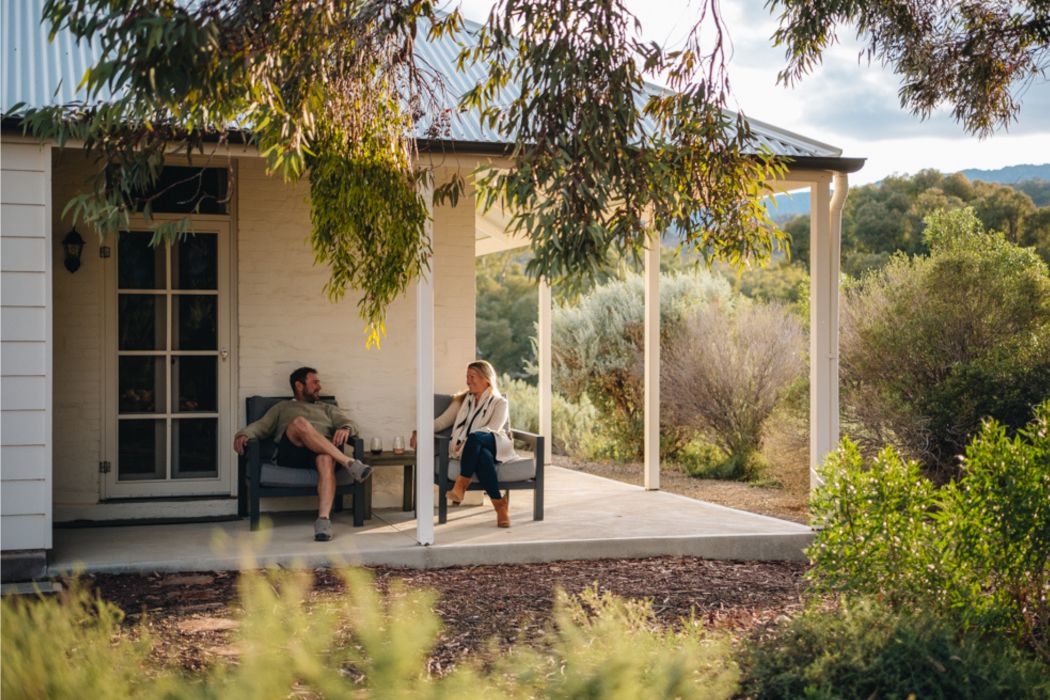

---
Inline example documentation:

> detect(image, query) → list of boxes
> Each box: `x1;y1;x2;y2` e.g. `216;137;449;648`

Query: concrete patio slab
49;467;813;575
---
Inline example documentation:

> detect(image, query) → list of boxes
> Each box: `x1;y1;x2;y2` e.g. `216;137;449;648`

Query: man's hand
233;435;248;455
332;427;350;447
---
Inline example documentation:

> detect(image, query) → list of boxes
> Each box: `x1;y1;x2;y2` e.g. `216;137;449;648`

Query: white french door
102;218;233;498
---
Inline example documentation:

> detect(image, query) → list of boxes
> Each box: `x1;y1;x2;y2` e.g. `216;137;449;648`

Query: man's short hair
289;366;317;393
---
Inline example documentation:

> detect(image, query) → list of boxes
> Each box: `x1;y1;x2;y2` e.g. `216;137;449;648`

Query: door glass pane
173;234;217;290
174;296;217;350
172;419;217;478
118;232;165;289
119;357;166;413
173;356;217;412
118;419;165;480
118;294;166;350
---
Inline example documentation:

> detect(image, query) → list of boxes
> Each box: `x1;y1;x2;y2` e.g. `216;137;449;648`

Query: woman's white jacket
434;389;517;462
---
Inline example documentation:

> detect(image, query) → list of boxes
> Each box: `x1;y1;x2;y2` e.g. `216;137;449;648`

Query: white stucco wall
431;165;478;395
47;153;477;518
1;138;52;551
51;150;105;510
236;158;476;508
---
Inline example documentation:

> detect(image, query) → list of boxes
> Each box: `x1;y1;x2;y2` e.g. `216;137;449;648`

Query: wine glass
392;435;405;454
370;437;382;455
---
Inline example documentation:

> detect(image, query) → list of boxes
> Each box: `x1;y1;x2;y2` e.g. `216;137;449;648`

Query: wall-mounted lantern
62;229;85;273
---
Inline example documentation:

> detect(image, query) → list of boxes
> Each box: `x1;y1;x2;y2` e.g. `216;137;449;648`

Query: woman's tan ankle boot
491;497;511;528
447;475;472;504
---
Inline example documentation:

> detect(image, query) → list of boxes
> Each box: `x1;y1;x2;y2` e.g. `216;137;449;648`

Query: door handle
220;347;229;361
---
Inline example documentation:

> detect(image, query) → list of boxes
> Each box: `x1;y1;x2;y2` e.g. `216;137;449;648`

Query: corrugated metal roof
3;0;842;159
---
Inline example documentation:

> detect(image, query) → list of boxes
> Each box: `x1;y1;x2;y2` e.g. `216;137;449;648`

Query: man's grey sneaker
314;517;333;542
345;459;373;484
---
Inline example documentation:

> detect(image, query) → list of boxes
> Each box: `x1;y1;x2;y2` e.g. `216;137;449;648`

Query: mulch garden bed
87;556;810;674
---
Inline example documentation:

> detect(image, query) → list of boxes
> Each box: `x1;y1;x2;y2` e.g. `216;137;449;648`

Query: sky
455;0;1050;185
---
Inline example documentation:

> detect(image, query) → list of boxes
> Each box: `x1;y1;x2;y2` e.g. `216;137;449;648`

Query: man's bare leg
285;416;352;467
316;455;336;518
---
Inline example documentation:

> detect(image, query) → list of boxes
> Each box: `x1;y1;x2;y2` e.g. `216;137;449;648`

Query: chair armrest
343;436;365;461
434;434;451;477
245;439;262;482
511;429;540;452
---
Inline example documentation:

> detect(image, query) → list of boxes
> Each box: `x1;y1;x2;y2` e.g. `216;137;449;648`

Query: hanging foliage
15;0;459;346
13;0;790;343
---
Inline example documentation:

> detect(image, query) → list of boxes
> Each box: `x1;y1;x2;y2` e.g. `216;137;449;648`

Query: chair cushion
260;463;354;488
440;456;536;483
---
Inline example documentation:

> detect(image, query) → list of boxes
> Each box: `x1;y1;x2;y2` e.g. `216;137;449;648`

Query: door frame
100;215;237;499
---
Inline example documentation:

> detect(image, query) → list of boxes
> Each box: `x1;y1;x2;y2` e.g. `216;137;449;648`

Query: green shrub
494;586;739;699
552;270;733;459
938;405;1050;657
743;598;1050;700
840;207;1050;476
723;260;809;307
674;439;773;481
501;374;599;456
674;440;729;478
809;402;1050;660
2;568;740;699
808;441;943;602
1;581;162;698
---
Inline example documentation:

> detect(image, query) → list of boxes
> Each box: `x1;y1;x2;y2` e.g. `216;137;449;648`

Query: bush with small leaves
552;270;733;460
2;568;741;699
501;374;599;456
809;402;1050;660
840;207;1050;476
494;586;739;699
1;581;161;699
743;598;1050;700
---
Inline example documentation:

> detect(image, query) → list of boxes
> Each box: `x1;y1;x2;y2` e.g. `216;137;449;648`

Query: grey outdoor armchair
432;393;545;524
238;395;366;530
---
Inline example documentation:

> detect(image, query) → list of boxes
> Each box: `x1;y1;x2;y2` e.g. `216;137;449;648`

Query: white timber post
538;277;553;464
415;179;435;546
643;228;660;490
809;174;845;489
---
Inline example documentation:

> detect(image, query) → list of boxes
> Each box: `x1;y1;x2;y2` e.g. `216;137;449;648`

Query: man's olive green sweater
235;400;356;444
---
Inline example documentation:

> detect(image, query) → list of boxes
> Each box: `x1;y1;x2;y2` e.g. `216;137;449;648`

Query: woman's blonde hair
461;359;500;398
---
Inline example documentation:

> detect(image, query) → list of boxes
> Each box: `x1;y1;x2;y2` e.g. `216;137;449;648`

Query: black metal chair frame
237;395;366;531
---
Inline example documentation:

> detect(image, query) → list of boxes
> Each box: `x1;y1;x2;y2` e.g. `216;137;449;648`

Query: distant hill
766;190;811;221
765;163;1050;221
961;163;1050;184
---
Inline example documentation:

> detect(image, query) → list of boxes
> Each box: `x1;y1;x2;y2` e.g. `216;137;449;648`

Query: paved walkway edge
48;531;814;576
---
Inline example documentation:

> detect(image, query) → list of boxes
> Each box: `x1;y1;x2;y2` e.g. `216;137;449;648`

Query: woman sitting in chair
432;360;517;528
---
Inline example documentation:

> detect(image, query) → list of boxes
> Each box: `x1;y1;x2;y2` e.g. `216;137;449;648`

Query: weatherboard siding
1;138;52;551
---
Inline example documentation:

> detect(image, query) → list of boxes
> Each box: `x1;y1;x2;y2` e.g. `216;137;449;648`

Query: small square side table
361;450;416;519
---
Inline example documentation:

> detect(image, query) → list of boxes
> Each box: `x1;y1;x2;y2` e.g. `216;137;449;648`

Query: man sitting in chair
233;366;372;541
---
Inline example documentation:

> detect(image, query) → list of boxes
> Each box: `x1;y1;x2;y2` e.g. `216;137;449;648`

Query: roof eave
3;120;864;175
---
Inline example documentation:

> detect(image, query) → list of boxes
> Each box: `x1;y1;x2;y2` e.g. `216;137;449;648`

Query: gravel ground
557;457;810;524
86;556;809;675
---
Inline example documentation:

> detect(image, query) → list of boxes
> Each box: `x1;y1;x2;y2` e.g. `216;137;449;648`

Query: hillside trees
781;170;1050;273
475;252;537;379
